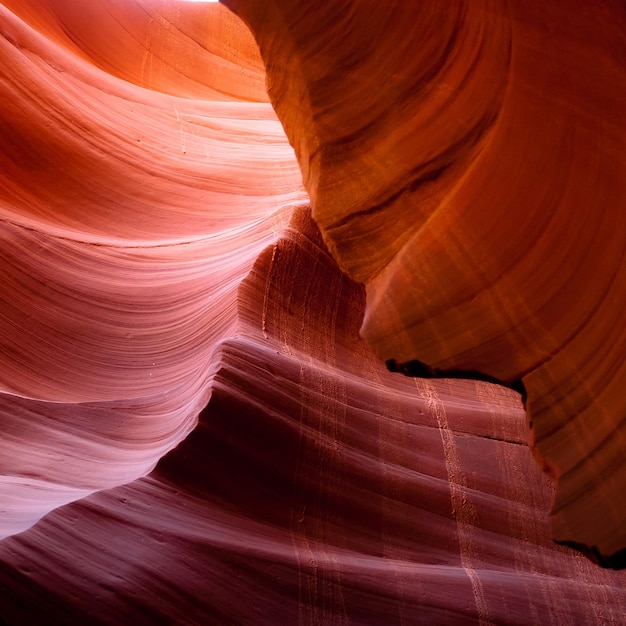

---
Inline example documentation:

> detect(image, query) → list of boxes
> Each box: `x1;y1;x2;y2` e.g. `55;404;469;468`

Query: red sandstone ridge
0;0;626;624
225;0;626;567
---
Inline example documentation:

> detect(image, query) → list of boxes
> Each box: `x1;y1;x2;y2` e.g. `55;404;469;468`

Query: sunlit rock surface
1;0;626;623
0;0;306;538
225;0;626;566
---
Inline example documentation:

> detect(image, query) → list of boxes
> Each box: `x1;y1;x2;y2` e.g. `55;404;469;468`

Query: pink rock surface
3;207;626;624
0;0;305;538
1;1;626;624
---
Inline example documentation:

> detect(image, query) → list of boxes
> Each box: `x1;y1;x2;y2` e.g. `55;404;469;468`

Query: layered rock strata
225;0;626;565
0;0;626;623
3;208;626;624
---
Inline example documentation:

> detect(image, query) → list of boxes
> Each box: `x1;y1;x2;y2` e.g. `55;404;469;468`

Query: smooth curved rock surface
1;0;626;624
225;0;626;565
0;0;305;538
3;207;626;624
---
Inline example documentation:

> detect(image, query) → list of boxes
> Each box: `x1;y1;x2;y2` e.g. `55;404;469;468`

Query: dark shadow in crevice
556;540;626;570
385;358;527;407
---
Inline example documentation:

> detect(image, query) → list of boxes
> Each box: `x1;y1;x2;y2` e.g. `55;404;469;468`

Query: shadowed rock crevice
386;358;528;406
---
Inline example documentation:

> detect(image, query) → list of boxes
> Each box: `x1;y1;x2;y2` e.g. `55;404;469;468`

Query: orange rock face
225;0;626;566
0;0;625;623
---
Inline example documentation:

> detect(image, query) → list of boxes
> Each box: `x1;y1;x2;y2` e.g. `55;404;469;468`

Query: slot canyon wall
0;0;625;624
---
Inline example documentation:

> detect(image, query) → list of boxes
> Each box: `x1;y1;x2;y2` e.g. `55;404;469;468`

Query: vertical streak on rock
139;15;153;87
293;255;348;625
475;379;626;624
374;367;411;625
415;378;491;625
475;380;556;624
173;105;186;155
564;529;626;625
264;224;349;625
261;242;279;339
291;363;320;626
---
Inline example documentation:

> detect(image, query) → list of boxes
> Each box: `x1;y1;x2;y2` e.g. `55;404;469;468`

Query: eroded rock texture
0;0;305;538
225;0;626;566
3;207;626;624
1;0;626;624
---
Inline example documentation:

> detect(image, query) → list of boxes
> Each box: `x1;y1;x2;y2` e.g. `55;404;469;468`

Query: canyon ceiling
0;0;625;624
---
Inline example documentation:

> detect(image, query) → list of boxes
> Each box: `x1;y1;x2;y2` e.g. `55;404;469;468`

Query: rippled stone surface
0;0;305;539
226;0;626;565
3;207;626;624
1;1;626;624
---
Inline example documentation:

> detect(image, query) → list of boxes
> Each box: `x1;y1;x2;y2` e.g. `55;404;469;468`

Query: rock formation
225;0;626;567
0;0;625;623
